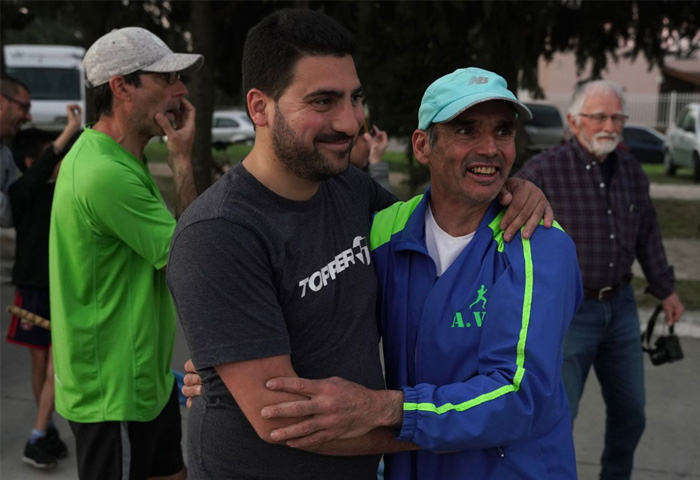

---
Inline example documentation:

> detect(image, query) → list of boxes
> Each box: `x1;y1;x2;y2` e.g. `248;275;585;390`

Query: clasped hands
261;376;403;448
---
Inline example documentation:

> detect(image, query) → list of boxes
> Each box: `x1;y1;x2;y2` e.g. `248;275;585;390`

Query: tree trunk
189;0;215;194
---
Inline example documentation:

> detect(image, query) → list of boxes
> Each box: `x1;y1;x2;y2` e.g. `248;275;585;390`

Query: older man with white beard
516;80;684;480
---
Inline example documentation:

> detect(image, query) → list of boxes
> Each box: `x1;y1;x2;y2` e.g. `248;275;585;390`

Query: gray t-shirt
168;163;396;479
1;143;19;227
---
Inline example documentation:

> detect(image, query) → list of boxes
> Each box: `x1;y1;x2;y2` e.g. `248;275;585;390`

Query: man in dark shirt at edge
168;9;552;480
516;80;684;480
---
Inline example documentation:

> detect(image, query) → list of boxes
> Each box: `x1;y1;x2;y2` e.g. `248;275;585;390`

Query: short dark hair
11;128;56;172
242;9;356;100
92;72;142;118
1;75;30;98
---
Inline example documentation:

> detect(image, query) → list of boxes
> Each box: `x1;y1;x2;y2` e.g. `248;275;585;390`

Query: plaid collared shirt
516;138;674;299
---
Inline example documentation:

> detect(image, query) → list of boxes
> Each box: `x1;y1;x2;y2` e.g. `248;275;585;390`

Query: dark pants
562;284;645;480
69;383;184;480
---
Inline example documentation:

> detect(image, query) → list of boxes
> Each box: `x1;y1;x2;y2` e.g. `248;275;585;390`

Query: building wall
518;51;676;129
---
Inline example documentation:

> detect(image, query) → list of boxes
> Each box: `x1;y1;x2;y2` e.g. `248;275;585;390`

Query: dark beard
272;107;352;182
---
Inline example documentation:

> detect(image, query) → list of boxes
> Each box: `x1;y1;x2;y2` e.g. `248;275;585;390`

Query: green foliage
633;277;700;311
641;164;698;185
648;199;700;239
5;0;699;191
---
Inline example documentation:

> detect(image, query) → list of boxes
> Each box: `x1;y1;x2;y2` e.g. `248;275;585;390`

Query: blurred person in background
6;105;82;469
516;80;684;480
349;121;392;192
1;75;33;227
49;27;202;480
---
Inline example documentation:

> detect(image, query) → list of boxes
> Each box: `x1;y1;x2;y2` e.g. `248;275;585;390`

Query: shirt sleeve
513;156;544;189
9;144;62;208
635;187;675;299
396;227;583;451
167;218;290;370
1;147;19;228
0;193;12;228
367;162;394;194
75;161;175;269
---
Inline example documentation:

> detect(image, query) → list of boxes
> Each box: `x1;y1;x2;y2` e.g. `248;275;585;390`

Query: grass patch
383;151;410;173
651;199;700;239
641;163;697;185
632;277;700;311
144;140;168;163
214;143;253;165
144;140;254;165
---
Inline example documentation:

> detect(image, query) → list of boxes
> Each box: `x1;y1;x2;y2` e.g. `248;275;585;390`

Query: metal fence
541;92;700;132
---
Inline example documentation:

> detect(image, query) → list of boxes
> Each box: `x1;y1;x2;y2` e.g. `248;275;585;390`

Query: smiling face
568;90;624;160
270;55;365;182
0;86;32;138
416;100;516;209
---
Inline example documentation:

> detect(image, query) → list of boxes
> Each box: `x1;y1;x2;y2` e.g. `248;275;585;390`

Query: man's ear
247;89;270;127
109;76;132;104
412;129;431;166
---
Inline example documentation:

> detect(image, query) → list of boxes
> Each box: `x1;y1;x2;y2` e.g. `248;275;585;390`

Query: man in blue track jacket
260;68;583;479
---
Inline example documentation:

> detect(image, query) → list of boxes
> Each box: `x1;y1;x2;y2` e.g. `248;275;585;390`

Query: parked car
522;103;566;153
663;103;700;182
621;125;665;164
512;103;566;172
212;109;255;149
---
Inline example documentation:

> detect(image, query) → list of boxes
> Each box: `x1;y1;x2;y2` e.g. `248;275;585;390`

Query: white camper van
4;45;86;132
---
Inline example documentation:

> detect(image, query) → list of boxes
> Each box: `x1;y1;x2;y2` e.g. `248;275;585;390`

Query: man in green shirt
49;27;202;480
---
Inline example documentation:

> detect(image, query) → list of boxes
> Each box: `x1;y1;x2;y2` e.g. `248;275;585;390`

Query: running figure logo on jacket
452;284;488;328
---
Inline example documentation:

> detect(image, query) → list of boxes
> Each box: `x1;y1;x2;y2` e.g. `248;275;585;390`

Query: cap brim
434;93;533;124
141;53;204;75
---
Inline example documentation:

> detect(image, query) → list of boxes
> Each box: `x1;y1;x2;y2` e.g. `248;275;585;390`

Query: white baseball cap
83;27;204;87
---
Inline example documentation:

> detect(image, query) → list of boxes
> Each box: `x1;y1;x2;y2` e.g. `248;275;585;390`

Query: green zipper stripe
487;211;506;252
403;230;535;415
370;195;424;250
514;236;533;390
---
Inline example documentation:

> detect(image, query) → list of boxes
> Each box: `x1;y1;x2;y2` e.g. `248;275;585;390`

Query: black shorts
6;287;51;349
69;382;184;480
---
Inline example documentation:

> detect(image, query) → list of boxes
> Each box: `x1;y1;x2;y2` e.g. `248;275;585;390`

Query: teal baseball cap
418;67;532;130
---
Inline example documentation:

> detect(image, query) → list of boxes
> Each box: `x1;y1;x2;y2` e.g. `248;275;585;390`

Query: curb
639;307;700;339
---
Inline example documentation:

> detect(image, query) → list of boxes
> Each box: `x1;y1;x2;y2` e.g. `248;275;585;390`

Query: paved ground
1;278;699;479
649;183;700;201
1;171;697;478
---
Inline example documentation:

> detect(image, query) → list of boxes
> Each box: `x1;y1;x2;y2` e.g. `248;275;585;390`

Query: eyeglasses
2;94;31;113
578;112;629;126
140;71;182;85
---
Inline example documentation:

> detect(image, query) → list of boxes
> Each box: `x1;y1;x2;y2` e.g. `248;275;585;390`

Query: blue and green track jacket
370;190;583;480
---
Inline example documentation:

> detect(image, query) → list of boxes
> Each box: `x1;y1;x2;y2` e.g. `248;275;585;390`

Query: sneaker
22;439;57;469
45;427;68;459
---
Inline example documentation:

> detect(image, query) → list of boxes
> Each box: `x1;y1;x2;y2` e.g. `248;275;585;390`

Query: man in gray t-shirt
1;75;33;227
170;9;551;479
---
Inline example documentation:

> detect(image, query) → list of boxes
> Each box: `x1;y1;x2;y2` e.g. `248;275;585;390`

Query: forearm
170;156;197;218
299;427;420;456
53;128;80;153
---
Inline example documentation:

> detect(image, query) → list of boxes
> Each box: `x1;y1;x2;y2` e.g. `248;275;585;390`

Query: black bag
641;305;684;366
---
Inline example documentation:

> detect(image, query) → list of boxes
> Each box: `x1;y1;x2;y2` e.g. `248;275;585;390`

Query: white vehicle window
6;67;81;100
216;117;240;128
681;112;696;132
